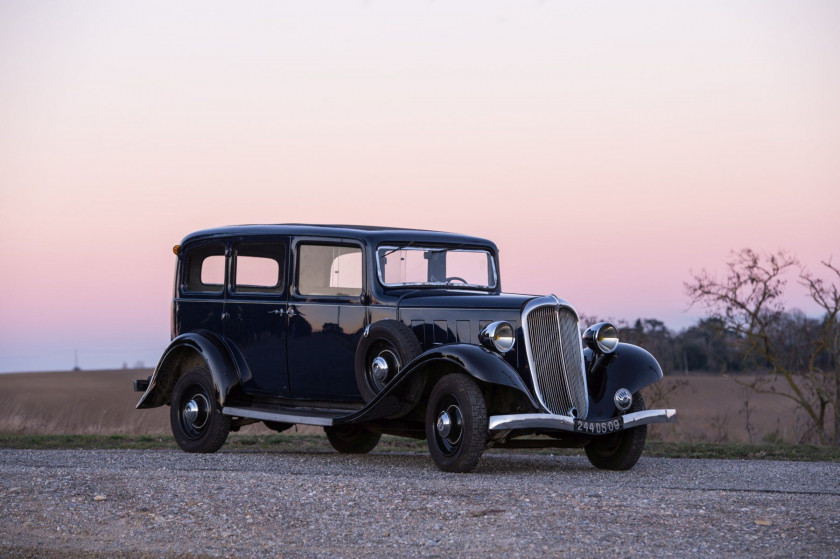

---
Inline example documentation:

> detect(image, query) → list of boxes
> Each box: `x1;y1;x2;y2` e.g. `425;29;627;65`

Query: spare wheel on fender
355;319;422;402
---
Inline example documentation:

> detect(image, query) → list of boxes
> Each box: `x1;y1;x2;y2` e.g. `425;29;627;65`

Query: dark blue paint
584;343;664;420
141;224;666;427
337;344;540;424
286;303;366;400
137;331;242;409
397;292;532;310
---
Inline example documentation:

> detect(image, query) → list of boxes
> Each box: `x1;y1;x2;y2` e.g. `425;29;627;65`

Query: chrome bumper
488;409;677;432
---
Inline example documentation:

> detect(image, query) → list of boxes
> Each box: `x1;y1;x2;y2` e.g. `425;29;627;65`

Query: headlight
583;322;619;354
479;321;516;353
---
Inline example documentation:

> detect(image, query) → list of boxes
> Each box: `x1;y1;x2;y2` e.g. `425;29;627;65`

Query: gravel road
1;448;838;558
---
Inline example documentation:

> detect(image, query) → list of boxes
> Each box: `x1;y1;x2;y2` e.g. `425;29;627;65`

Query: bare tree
686;249;839;445
800;259;840;444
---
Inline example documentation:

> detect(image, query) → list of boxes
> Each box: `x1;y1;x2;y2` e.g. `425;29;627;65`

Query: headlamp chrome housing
583;322;619;354
479;321;516;354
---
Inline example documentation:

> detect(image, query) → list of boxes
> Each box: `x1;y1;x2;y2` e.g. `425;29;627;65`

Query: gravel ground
1;448;838;558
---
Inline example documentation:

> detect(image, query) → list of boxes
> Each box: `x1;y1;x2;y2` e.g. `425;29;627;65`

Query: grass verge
0;433;838;461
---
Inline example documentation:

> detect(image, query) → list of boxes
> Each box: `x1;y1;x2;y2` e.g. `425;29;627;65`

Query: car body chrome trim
520;295;589;417
222;406;335;427
488;409;677;432
614;388;633;411
621;408;677;429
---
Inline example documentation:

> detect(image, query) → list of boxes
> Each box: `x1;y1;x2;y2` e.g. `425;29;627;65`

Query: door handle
268;308;299;317
221;312;230;321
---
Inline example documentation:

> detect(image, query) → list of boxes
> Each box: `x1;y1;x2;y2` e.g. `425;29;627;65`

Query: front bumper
488;409;677;432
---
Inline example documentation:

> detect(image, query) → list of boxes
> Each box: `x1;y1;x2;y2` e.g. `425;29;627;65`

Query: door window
184;245;225;293
233;243;286;294
297;244;362;297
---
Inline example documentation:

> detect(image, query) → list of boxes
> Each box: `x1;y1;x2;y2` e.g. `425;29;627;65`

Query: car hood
396;291;536;311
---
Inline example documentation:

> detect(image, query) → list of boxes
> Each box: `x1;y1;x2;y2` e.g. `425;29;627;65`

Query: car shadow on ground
221;447;603;475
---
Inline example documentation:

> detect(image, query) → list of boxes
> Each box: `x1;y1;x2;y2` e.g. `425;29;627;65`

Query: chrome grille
522;298;588;417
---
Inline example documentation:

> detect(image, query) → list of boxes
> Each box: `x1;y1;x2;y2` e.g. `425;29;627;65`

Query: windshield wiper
426;242;473;253
381;242;415;258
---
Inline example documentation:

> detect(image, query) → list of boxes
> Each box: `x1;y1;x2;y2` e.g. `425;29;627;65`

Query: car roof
180;224;498;251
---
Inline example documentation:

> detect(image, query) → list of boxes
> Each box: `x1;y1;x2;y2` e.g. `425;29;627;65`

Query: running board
222;406;347;427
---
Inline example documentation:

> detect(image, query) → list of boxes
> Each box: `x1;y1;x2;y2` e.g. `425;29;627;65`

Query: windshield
377;246;497;289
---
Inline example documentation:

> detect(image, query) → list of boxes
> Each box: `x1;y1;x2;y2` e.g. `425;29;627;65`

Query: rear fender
136;331;244;409
339;344;539;424
585;343;663;419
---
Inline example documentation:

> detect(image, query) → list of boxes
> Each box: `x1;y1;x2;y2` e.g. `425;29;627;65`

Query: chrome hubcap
432;402;464;457
368;347;401;392
184;400;199;423
371;356;389;382
183;394;209;429
436;411;452;437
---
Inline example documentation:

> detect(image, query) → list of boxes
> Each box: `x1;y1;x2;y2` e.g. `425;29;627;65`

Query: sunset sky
1;1;838;372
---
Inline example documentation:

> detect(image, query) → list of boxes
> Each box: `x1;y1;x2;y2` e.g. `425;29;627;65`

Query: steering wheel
445;276;468;285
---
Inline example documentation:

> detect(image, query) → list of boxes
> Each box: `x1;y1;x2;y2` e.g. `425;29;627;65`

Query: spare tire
355;319;423;402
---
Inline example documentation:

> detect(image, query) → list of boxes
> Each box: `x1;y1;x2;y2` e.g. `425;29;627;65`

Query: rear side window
297;244;362;297
233;243;286;294
185;245;226;293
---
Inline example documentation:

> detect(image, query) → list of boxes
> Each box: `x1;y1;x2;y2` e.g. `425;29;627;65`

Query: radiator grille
523;302;588;417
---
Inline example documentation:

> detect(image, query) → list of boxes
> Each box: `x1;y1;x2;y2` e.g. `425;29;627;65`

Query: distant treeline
589;312;836;376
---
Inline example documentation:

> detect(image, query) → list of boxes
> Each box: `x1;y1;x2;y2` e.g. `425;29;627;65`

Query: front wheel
584;392;647;471
324;425;382;454
170;366;231;453
425;374;487;473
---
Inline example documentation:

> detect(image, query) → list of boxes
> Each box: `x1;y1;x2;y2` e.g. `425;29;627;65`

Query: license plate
574;417;623;435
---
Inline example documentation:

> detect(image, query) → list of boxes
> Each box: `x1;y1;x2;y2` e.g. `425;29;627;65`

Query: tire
264;421;294;433
425;374;487;473
584;392;647;471
355;320;422;402
324;425;382;454
169;366;231;453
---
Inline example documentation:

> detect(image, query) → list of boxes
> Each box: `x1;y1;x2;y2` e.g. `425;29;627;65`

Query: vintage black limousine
134;224;676;472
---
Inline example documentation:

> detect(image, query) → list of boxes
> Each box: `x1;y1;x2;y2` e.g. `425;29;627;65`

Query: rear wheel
170;366;231;453
584;392;647;471
324;425;382;454
425;374;487;473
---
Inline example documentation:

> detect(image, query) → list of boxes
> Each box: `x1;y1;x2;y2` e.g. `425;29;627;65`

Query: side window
298;244;362;297
233;243;286;294
185;245;226;293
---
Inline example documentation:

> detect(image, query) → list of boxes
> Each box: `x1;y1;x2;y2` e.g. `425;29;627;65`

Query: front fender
136;331;243;409
339;344;539;424
585;342;663;420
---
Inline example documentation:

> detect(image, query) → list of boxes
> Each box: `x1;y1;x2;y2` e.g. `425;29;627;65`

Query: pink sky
1;1;838;372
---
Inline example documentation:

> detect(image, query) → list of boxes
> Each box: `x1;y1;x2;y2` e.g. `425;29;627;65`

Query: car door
223;238;291;397
286;239;367;401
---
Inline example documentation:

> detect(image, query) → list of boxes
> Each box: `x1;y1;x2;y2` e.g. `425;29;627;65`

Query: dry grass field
0;369;824;444
642;374;819;444
0;369;314;437
0;369;170;435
